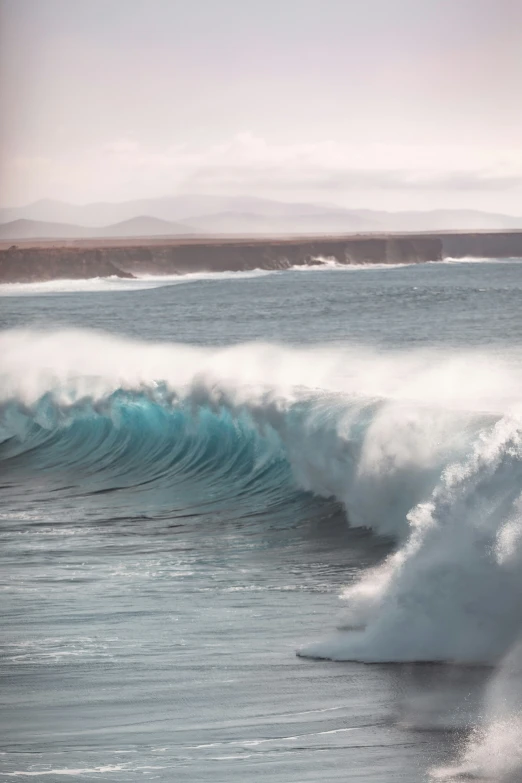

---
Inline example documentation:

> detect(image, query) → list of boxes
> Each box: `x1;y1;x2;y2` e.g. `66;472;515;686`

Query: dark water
1;261;522;782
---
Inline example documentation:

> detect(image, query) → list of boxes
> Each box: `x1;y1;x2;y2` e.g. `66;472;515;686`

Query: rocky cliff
0;245;134;283
441;232;522;259
0;234;443;283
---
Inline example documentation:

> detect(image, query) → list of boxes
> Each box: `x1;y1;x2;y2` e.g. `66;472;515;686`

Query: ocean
1;259;522;782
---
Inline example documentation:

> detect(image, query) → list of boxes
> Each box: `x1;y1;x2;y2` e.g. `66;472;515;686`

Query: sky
1;0;521;212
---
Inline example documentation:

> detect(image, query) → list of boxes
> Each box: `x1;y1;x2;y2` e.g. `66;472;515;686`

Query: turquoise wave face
0;379;487;530
0;392;320;525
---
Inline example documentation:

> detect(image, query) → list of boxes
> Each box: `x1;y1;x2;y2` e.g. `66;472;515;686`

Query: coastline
0;230;521;283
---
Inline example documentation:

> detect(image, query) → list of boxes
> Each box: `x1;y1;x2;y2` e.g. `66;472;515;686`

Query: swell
0;395;311;534
0;375;485;539
2;328;522;669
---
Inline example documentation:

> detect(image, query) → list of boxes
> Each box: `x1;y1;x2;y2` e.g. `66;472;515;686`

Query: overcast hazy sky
1;0;521;211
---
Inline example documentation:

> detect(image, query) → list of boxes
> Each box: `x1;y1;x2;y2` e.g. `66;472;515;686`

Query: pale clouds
2;0;522;211
3;134;522;211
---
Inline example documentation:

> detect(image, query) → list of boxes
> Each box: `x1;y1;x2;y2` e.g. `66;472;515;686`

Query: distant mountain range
1;195;521;241
0;216;194;241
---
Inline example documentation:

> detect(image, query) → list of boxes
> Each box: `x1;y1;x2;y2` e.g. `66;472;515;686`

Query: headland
0;230;521;283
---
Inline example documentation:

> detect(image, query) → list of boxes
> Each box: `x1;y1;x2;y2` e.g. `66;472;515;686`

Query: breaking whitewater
2;260;522;781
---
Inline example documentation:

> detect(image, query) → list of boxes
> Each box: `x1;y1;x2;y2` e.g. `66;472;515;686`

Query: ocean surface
1;259;522;782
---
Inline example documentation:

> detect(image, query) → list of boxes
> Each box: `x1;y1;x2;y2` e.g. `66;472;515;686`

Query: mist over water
1;261;522;781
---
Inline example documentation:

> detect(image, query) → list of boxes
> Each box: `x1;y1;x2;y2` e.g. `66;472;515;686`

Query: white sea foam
0;276;162;296
431;639;522;781
2;766;165;778
297;256;411;271
444;256;522;264
301;412;522;663
0;256;487;298
0;268;278;297
2;765;126;777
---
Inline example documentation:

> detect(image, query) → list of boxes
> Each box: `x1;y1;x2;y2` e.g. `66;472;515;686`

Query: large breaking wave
4;327;522;778
2;328;522;671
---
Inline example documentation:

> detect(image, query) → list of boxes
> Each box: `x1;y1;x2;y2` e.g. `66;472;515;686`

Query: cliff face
441;232;522;259
0;246;134;283
2;231;522;285
101;235;443;274
0;234;443;283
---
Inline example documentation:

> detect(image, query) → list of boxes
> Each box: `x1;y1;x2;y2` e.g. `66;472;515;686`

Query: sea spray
300;415;522;663
431;638;522;781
